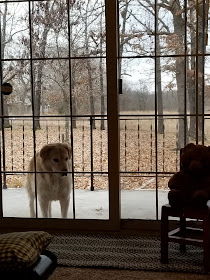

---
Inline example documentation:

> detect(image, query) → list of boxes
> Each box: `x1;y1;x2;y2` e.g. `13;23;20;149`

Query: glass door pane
118;0;210;219
0;0;115;224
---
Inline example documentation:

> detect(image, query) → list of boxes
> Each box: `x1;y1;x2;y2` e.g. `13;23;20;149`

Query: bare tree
118;0;166;133
156;5;164;134
31;1;56;130
187;0;208;141
158;0;209;147
0;2;26;128
99;9;105;130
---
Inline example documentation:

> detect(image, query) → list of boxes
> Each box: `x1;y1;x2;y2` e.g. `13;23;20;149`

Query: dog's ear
63;143;72;158
40;144;53;160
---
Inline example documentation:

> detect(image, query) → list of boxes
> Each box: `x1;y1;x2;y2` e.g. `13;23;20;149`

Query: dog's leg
60;198;70;219
29;197;36;218
48;202;52;218
25;179;36;218
39;199;50;218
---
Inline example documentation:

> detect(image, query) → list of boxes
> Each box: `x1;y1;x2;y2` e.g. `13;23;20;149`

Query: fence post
90;116;94;191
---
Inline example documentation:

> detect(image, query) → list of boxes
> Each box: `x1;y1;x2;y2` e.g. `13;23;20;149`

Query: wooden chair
161;202;210;273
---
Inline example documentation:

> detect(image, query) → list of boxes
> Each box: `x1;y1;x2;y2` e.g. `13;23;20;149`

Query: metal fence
0;115;188;191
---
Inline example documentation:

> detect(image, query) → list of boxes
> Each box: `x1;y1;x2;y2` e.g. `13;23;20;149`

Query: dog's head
40;142;72;177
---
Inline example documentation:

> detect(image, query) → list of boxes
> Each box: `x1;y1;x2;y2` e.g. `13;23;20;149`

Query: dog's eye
53;158;59;163
65;157;68;161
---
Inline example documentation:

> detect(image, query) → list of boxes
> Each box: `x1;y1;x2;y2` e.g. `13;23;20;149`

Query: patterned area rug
47;234;205;274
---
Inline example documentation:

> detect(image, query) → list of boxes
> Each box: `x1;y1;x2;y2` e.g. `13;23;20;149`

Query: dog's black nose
62;172;68;176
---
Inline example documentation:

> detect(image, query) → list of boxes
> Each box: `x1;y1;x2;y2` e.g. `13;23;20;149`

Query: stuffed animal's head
180;143;210;176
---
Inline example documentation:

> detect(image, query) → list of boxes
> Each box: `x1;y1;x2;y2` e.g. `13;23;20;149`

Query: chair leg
161;207;169;263
203;215;210;273
180;216;186;252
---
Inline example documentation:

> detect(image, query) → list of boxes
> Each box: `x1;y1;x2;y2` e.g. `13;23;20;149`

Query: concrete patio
2;188;169;220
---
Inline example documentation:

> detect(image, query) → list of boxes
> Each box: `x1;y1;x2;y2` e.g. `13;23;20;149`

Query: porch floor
2;188;168;220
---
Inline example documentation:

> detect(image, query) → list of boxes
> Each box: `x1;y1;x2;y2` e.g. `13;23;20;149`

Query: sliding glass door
0;0;120;231
1;0;209;232
118;0;210;221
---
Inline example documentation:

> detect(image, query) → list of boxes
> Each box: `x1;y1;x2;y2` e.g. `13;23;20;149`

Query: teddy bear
168;143;210;208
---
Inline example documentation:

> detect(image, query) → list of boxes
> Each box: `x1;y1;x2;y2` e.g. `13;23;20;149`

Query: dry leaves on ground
3;119;180;190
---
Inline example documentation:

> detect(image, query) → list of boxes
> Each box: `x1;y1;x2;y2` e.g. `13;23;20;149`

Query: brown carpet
49;266;210;280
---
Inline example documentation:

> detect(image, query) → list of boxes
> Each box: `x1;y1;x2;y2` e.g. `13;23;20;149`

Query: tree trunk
32;2;50;130
72;98;77;129
0;3;10;128
156;6;164;134
70;24;77;129
171;1;186;149
187;0;207;142
197;0;206;141
100;10;105;130
62;86;70;141
71;59;77;129
188;56;196;139
100;56;105;130
176;57;186;149
118;0;129;79
87;59;96;129
84;2;95;129
34;63;42;130
156;56;164;134
65;116;70;142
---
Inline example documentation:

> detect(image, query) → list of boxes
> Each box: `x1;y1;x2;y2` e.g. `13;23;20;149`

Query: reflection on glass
120;118;156;173
32;59;70;117
119;0;155;57
0;2;30;59
158;176;171;220
204;57;210;113
156;118;180;173
4;119;34;173
3;61;31;116
75;175;109;220
119;58;155;114
120;175;157;219
3;175;31;218
204;118;210;146
31;0;68;59
71;1;106;57
72;58;107;116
